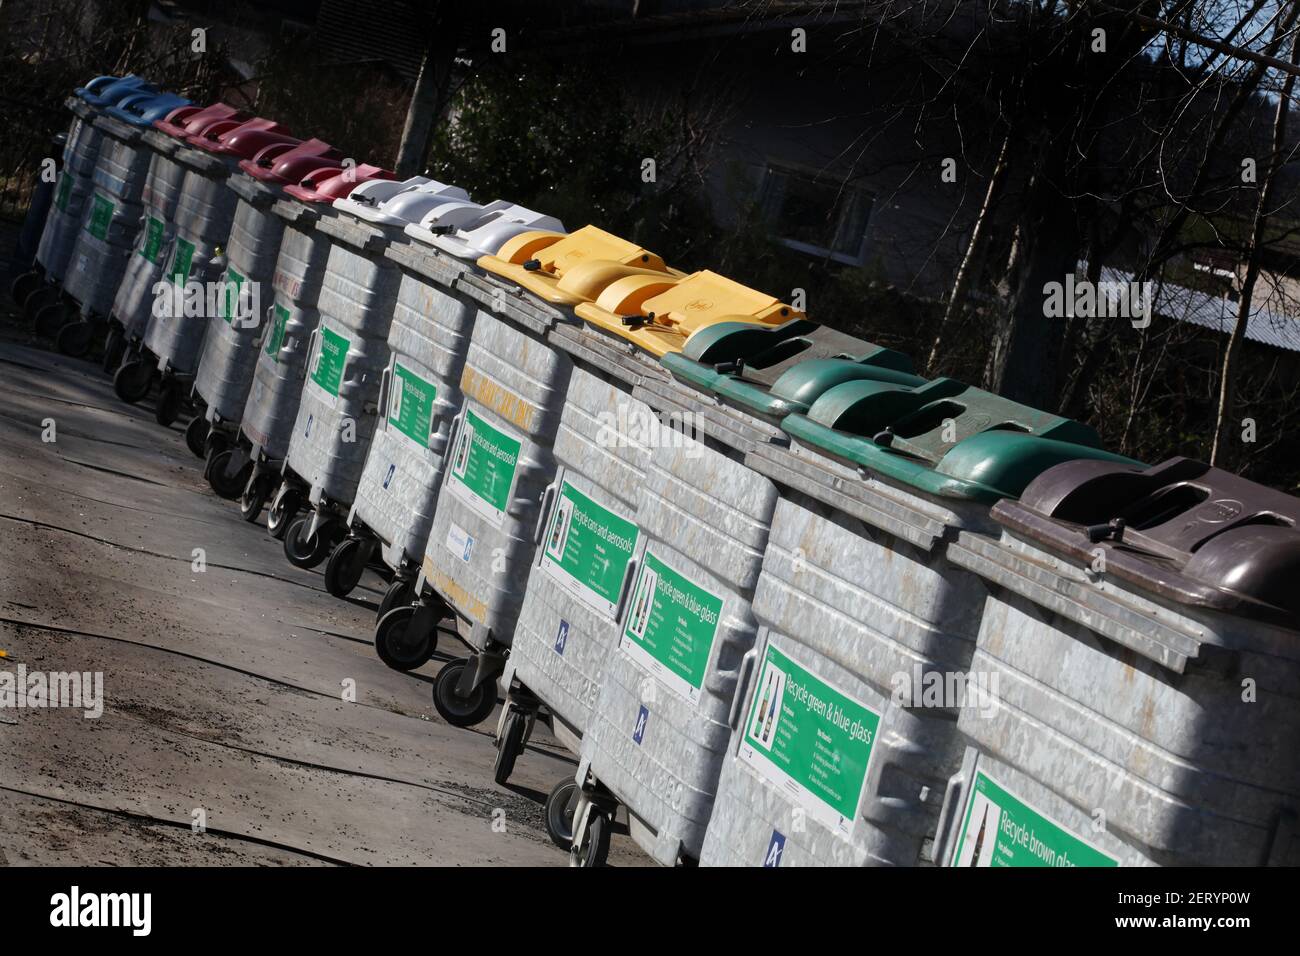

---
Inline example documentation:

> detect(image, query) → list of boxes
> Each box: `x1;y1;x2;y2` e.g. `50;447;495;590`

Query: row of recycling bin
17;73;1300;868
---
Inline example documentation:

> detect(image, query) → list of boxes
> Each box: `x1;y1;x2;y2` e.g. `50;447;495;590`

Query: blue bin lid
106;91;191;127
79;75;154;108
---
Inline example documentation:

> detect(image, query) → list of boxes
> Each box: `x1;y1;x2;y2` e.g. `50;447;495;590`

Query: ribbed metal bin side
285;238;400;505
35;146;101;282
506;366;651;744
422;310;573;649
580;433;778;866
111;141;188;340
698;489;985;867
240;213;333;460
62;124;152;317
194;194;287;422
944;528;1300;866
350;266;476;568
143;152;238;374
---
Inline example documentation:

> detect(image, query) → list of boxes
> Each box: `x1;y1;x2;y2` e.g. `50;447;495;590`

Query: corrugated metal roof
1095;265;1300;353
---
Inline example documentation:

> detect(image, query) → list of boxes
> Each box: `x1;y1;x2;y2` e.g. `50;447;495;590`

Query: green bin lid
783;377;1139;502
661;318;921;421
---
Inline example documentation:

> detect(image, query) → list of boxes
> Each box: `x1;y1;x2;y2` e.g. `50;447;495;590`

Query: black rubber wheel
544;779;580;850
23;284;58;323
155;381;182;427
267;486;300;540
203;428;230;459
184;415;209;459
206;448;251;500
10;270;42;307
572;807;611;868
432;660;497;727
34;301;70;339
283;514;333;569
101;325;126;373
494;709;528;786
113;360;152;404
323;536;368;598
240;474;271;523
55;319;93;357
374;604;437;671
376;578;415;622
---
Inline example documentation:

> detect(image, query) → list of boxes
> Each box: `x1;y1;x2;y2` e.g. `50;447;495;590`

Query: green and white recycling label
951;769;1118;867
388;362;437;447
738;640;880;839
621;549;722;704
170;237;195;287
264;304;289;361
85;193;114;240
310;325;348;397
54;172;72;211
447;407;521;528
139;216;165;263
541;480;638;618
219;266;245;324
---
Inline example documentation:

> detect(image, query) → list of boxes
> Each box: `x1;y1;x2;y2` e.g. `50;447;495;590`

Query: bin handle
933;768;968;867
533;480;559;545
376;366;392;427
728;647;759;731
301;327;320;380
613;556;639;623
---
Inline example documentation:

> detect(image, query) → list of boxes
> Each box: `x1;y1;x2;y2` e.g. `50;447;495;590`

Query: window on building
759;163;873;264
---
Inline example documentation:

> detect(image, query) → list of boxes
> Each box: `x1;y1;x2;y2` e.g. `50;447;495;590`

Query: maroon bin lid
283;163;395;203
187;117;297;159
991;457;1300;629
240;138;345;184
154;102;248;139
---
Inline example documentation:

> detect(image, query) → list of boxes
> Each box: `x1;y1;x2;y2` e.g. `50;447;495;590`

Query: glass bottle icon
762;676;779;740
754;671;774;739
969;805;989;866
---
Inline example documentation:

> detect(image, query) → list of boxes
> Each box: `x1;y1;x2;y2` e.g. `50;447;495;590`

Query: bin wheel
56;319;93;357
206;448;251;501
113;360;152;404
10;270;42;307
241;473;272;523
376;578;415;622
493;708;529;786
572;807;611;868
203;428;230;459
184;416;210;459
102;325;126;373
544;780;580;850
324;537;368;598
34;301;71;339
267;486;300;540
374;604;437;671
155;381;182;427
23;284;58;323
283;514;334;569
432;660;497;727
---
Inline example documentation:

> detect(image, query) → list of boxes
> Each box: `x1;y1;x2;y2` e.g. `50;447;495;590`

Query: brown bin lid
991;457;1300;629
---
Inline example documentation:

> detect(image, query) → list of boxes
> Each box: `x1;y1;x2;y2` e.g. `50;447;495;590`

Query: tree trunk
394;7;462;179
1210;14;1300;465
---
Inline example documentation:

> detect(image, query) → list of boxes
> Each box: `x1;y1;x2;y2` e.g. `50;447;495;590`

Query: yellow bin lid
478;224;676;306
574;269;801;357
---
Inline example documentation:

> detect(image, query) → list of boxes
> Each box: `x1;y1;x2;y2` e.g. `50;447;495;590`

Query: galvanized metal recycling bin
110;103;250;394
190;139;345;492
336;201;564;611
52;91;190;356
572;417;780;867
936;457;1300;867
277;177;471;568
690;377;1135;868
239;165;395;531
389;226;677;731
142;116;296;426
24;77;155;328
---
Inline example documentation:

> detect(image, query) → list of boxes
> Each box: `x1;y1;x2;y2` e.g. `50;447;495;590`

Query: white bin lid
333;175;472;227
411;199;564;261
